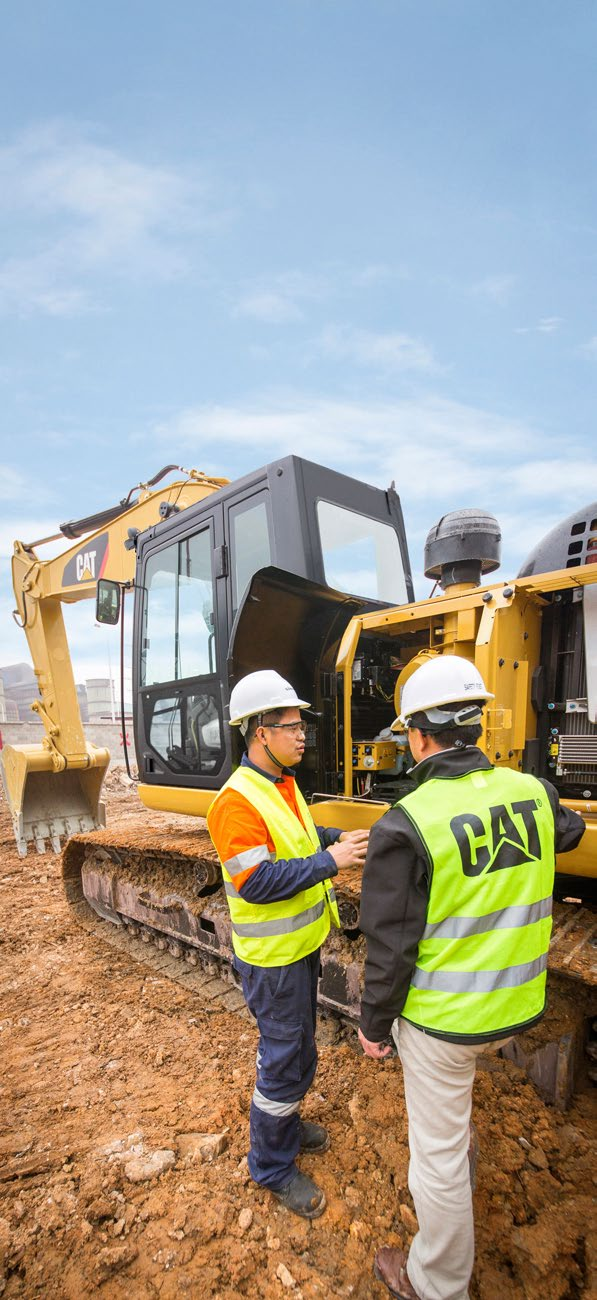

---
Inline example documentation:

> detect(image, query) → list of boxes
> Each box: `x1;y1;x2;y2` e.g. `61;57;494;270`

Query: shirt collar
241;752;297;784
410;745;493;786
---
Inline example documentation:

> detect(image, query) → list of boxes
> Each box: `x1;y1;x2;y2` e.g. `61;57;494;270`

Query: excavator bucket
0;742;109;856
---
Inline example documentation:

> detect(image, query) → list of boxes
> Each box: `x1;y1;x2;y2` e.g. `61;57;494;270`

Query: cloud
352;263;399;288
318;325;437;373
130;376;597;595
504;460;597;500
0;466;27;503
3;393;595;672
0;122;206;316
580;335;597;359
149;392;596;578
234;292;303;323
232;269;326;324
472;274;516;306
0;256;92;317
537;317;563;333
515;316;563;336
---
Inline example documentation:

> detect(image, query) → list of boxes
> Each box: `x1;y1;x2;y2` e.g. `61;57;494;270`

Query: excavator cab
131;455;412;816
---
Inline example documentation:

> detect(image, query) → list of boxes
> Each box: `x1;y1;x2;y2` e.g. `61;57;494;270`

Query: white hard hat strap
407;703;484;729
239;712;262;737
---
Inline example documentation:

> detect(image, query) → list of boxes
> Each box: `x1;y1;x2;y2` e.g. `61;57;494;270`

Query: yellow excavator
2;457;596;1072
2;465;230;854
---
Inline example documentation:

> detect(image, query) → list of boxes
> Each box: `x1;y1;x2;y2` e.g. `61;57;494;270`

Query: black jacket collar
410;746;493;787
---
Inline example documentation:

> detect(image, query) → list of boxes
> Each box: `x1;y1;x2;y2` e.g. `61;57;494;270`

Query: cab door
134;506;232;788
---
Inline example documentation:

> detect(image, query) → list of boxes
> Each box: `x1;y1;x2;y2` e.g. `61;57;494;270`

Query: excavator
2;457;596;1101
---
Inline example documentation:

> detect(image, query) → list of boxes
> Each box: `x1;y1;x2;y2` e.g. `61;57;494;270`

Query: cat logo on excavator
62;533;109;587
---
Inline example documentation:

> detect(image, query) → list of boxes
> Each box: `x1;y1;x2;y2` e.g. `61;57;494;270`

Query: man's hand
358;1027;393;1060
328;831;368;870
339;829;369;847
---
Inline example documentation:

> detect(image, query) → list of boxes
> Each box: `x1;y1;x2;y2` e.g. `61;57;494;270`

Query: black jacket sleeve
358;810;430;1043
538;779;586;853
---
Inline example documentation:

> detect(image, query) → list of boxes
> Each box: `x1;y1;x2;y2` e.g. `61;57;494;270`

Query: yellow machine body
334;564;597;880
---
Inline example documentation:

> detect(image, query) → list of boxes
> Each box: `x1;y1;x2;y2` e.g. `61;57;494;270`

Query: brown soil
1;775;596;1299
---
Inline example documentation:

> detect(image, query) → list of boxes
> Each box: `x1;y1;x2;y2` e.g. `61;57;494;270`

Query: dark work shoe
373;1248;421;1300
271;1170;326;1219
299;1120;330;1153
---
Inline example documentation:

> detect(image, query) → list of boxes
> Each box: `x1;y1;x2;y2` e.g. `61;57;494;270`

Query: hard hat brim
229;698;312;726
398;696;493;728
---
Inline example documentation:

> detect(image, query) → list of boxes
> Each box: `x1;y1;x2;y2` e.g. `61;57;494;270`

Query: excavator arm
2;468;229;854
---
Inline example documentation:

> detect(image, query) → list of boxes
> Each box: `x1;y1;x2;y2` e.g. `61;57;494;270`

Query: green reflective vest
209;766;340;967
398;765;555;1039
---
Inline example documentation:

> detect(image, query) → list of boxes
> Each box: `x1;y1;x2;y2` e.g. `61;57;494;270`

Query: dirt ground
1;775;596;1300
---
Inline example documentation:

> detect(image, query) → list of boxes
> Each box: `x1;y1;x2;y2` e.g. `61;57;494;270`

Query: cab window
317;500;407;604
140;527;225;778
229;494;272;613
141;531;216;686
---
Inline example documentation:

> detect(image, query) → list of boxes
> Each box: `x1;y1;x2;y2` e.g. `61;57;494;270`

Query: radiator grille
557;711;597;781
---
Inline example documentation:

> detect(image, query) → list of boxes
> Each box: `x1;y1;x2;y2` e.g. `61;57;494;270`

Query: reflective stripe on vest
207;766;340;967
398;766;555;1037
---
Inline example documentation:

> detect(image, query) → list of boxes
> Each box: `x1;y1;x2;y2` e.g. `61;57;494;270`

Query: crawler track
62;819;597;1101
62;826;366;1021
549;899;597;984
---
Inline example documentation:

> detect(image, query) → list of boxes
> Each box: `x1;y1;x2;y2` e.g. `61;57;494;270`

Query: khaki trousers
393;1018;507;1300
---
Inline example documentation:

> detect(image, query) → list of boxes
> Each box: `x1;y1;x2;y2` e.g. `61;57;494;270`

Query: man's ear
407;727;426;762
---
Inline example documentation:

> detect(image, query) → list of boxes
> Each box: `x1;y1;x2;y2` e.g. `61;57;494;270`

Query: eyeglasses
264;722;307;736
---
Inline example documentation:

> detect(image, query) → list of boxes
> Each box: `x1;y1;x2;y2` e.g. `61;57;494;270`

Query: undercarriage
62;813;597;1110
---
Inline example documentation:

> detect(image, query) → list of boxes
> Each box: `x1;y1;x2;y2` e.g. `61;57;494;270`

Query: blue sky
1;0;596;686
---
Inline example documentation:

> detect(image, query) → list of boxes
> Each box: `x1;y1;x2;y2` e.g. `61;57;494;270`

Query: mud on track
0;774;596;1299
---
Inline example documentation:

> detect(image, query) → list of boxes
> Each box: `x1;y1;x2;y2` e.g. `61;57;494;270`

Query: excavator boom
2;468;230;854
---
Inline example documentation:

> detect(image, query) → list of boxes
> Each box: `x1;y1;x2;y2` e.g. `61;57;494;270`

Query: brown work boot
374;1247;421;1299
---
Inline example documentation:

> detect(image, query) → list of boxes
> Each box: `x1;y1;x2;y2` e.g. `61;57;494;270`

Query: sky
1;0;596;693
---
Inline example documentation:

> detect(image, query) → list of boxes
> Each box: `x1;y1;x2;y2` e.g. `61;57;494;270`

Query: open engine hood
228;565;383;704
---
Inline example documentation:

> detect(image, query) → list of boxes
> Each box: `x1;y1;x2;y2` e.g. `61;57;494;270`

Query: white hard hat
398;654;493;729
229;670;311;734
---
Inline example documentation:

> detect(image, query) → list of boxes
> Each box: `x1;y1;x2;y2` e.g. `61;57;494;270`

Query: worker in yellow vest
357;655;585;1300
207;670;369;1218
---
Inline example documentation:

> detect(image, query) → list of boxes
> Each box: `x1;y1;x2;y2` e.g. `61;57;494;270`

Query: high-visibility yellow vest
398;765;555;1038
208;766;340;967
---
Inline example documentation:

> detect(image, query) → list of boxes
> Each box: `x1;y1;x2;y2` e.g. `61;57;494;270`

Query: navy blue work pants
235;949;320;1189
